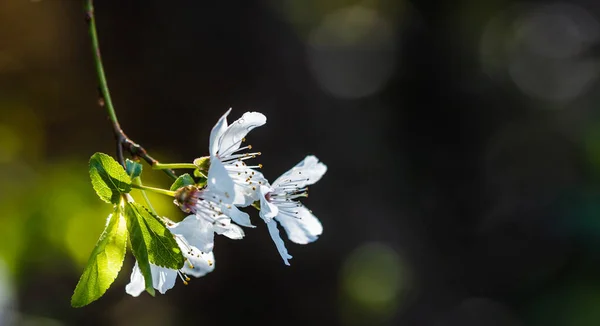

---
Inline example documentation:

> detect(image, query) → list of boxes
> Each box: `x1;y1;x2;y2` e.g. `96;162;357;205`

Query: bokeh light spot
480;2;600;103
340;242;411;325
307;6;398;99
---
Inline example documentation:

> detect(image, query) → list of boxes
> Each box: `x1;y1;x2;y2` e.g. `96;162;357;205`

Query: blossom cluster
125;109;327;296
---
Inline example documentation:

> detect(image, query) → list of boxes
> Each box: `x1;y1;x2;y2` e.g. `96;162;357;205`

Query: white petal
266;219;292;266
125;262;146;297
275;204;323;244
182;250;216;277
170;215;215;253
232;182;257;207
258;185;278;220
220;204;254;227
227;167;269;207
217;112;266;157
209;108;231;157
273;155;327;189
214;219;245;239
151;265;177;294
207;157;235;202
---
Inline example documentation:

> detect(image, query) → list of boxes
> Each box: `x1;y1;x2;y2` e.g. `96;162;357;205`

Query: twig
85;0;177;180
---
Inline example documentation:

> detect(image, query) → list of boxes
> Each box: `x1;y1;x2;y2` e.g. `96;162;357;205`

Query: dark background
2;0;600;325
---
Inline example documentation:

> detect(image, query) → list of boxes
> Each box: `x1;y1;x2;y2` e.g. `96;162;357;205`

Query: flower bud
193;156;211;175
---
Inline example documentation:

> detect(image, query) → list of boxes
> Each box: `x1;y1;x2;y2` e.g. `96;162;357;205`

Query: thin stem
131;184;176;197
84;0;177;180
153;163;198;170
132;177;158;215
85;0;118;125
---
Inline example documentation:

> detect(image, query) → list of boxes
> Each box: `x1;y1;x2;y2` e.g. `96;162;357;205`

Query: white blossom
208;108;268;207
258;155;327;265
174;157;247;253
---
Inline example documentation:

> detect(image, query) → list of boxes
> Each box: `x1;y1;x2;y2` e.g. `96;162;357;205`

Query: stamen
218;138;246;157
177;271;190;285
277;209;303;220
221;152;263;163
228;145;253;156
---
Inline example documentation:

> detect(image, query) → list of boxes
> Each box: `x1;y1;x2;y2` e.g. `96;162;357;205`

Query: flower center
174;185;201;213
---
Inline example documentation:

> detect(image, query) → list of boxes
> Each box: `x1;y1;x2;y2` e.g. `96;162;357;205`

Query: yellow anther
258;164;263;168
248;145;253;149
242;138;246;142
185;276;191;281
183;280;189;285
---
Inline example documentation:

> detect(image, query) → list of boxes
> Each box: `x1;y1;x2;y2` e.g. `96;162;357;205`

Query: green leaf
124;201;184;295
170;173;195;191
125;159;143;179
89;152;132;204
71;204;128;307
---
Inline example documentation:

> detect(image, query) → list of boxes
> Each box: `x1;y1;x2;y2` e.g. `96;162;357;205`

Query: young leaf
170;173;195;191
125;202;184;295
125;159;143;179
71;205;128;307
89;152;132;204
